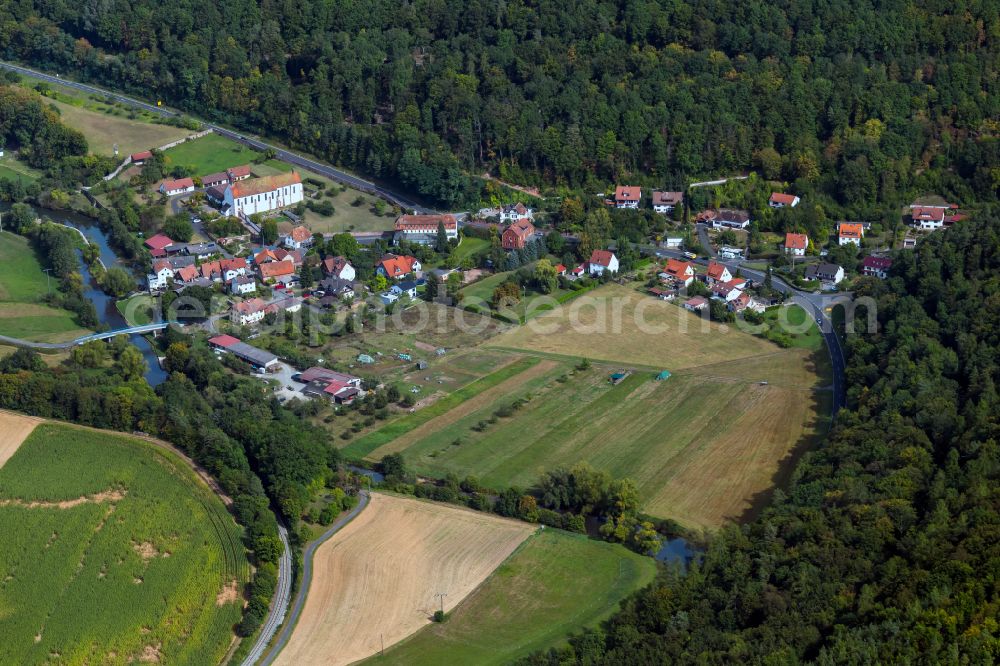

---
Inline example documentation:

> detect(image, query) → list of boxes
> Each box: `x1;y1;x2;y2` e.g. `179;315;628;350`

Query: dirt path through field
273;493;534;666
0;411;41;469
368;359;558;458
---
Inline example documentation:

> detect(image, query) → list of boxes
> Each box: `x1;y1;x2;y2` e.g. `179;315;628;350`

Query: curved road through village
0;61;436;215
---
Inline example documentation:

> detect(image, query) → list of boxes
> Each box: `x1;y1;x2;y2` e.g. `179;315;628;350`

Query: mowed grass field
274;493;535;666
367;529;656;666
0;231;90;342
0;421;249;665
161;133;259;175
358;283;831;528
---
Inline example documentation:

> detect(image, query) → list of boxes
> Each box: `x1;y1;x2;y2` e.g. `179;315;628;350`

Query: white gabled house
588;250;619;275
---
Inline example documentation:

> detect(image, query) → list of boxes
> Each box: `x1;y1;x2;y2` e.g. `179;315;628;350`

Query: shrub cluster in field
0;425;248;664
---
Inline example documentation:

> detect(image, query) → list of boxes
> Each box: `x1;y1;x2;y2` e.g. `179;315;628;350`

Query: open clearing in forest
0;422;248;665
0;411;39;469
355;283;830;528
367;529;656;666
0;231;91;342
43;96;191;158
274;493;535;666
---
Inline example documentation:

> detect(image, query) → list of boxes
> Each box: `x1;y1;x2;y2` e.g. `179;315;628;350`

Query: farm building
394;214;459;245
208;334;279;370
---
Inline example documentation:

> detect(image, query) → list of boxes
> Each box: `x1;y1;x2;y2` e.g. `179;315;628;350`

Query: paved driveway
252;361;303;401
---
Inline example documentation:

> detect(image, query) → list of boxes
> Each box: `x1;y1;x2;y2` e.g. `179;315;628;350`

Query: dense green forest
517;215;1000;663
4;1;1000;209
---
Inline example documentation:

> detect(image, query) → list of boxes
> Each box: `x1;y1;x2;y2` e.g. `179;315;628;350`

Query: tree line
515;213;1000;663
4;2;1000;210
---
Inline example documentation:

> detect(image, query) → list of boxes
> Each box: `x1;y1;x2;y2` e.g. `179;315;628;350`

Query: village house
393;214;458;245
613;186;641;209
201;172;230;188
318;277;356;301
769;192;800;208
223;171;303;217
502;218;536;250
588;250;619;276
861;255;893;279
663;258;695;286
173;265;199;283
130;150;153;165
569;264;586;279
322;256;356;281
258;260;297;285
391;280;418;299
159;177;195;196
784;232;808;256
910;206;946;229
283;225;313;250
702;209;751;229
253;248;281;265
227;165;252;181
499;203;533;222
711;278;747;302
144;233;175;258
265;296;303;316
377;254;421;280
683;296;708;312
805;262;845;284
228;275;257;295
231;297;268;326
182;242;220;260
838;223;864;246
729;291;764;314
651;191;683;214
208;334;279;370
147;260;174;291
649;286;674;301
705;261;733;285
554;263;566;276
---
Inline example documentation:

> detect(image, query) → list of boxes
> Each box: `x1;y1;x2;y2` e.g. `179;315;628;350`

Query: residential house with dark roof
651;191;683;214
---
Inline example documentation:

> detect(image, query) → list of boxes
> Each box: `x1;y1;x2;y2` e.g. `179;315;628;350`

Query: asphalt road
239;523;292;666
0;60;436;215
257;490;371;666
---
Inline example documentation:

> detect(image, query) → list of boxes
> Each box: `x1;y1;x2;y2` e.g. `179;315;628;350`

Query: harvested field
0;411;40;469
487;283;780;369
274;493;535;666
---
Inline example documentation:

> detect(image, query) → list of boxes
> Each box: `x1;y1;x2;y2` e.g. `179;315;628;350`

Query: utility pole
43;268;52;294
434;592;448;614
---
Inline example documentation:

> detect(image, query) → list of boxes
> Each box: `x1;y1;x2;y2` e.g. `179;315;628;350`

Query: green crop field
0;231;90;342
162;133;259;175
0;423;249;664
367;529;656;666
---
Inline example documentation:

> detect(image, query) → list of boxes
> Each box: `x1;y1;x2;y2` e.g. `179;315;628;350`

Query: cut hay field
357;283;831;528
0;411;40;468
44;96;191;158
486;282;782;369
367;529;657;666
0;421;249;665
0;231;90;342
274;492;535;666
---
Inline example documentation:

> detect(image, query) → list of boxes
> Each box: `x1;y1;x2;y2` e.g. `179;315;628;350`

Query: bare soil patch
216;579;239;606
273;493;535;666
0;411;40;469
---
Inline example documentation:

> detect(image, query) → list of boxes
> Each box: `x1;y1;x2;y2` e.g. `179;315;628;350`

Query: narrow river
4;204;167;386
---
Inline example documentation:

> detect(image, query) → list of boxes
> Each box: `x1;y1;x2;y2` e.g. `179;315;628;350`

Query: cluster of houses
156;162;306;221
566;249;619;279
650;259;763;314
611;186;684;215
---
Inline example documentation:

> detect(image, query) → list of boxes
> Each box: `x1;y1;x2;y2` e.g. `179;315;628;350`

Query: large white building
393;214;458;245
224;171;303;217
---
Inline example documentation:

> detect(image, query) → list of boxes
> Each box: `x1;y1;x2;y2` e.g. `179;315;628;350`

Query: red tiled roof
614;185;641;202
259;262;295;278
395;214;457;231
202;171;229;185
590;250;615;267
208;334;240;348
235;298;267;314
554;264;566;273
770;193;798;205
131;150;153;161
227;165;252;178
706;261;729;280
652;191;683;205
200;260;221;279
221;258;247;272
685;296;708;307
785;233;808;250
288;225;311;242
862;256;893;270
174;265;198;282
665;259;693;277
254;249;280;264
152;259;172;273
323;256;350;274
162;177;194;191
379;255;418;277
911;207;945;222
144;234;175;251
838;223;863;239
231;171;301;198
